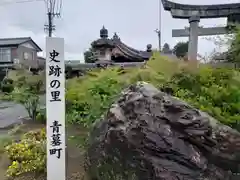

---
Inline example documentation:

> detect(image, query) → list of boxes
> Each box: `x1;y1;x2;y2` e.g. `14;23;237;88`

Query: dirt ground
0;121;89;180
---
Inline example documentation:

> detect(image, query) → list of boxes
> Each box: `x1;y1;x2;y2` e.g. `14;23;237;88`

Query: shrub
14;92;40;121
15;76;26;88
2;78;14;84
1;84;14;93
65;53;240;130
66;68;126;127
227;26;240;63
1;78;14;93
0;135;13;154
8;69;46;93
165;67;240;127
5;129;46;177
36;107;46;124
10;75;44;122
66;53;181;127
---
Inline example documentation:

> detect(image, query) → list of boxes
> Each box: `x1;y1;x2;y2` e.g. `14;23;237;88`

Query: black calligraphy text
50;91;61;102
50;80;60;89
49;148;62;159
49;120;63;159
48;49;63;159
49;50;60;62
48;49;62;102
49;65;62;77
50;120;62;133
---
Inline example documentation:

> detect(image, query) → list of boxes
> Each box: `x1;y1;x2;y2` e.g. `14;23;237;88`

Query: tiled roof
91;31;152;62
0;37;31;46
106;36;152;61
91;38;114;48
0;37;42;51
116;41;152;60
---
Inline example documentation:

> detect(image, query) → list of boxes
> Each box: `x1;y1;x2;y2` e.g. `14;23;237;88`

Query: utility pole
155;29;161;51
44;0;62;37
155;0;162;51
47;12;54;37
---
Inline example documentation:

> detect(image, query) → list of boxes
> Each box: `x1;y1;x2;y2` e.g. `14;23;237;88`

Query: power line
0;0;62;37
44;0;62;37
0;0;42;6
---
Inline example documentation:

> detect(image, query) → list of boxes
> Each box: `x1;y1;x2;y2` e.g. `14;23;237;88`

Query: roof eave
0;44;18;47
19;38;42;52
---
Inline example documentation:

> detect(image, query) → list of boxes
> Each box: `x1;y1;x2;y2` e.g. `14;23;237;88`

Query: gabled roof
91;27;153;62
0;37;42;52
92;35;152;61
115;40;152;60
91;38;114;48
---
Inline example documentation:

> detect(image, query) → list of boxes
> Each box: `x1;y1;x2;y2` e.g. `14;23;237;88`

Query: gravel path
0;95;46;129
0;102;28;129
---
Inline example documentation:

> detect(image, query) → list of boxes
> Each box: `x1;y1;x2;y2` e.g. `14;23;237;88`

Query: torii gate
161;0;240;60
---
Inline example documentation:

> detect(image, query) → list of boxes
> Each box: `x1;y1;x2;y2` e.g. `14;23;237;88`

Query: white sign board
46;37;66;180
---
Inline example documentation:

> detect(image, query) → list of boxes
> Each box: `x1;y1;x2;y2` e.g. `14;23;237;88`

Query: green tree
15;79;43;122
10;72;45;122
227;26;240;63
162;43;172;54
173;41;188;58
84;48;96;63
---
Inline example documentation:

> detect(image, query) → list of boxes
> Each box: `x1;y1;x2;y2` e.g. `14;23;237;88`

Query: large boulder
86;82;240;180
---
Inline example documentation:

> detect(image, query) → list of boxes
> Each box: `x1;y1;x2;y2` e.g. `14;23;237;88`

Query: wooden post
46;37;66;180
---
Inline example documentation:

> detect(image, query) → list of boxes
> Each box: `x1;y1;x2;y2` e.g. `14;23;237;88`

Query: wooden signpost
46;37;66;180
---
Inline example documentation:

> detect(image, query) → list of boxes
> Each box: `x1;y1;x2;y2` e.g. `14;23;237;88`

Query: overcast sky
0;0;239;61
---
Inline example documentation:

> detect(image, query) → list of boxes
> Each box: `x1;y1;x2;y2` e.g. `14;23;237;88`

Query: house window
0;48;11;62
23;52;28;60
23;52;34;60
28;52;34;61
32;52;35;60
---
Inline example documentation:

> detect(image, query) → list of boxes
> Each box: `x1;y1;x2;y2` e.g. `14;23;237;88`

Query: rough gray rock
86;82;240;180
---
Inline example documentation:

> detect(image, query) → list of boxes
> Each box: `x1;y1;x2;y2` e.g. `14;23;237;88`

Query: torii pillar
188;16;200;61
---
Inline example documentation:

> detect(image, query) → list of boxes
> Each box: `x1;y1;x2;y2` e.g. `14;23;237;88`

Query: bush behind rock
66;54;240;129
165;67;240;127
